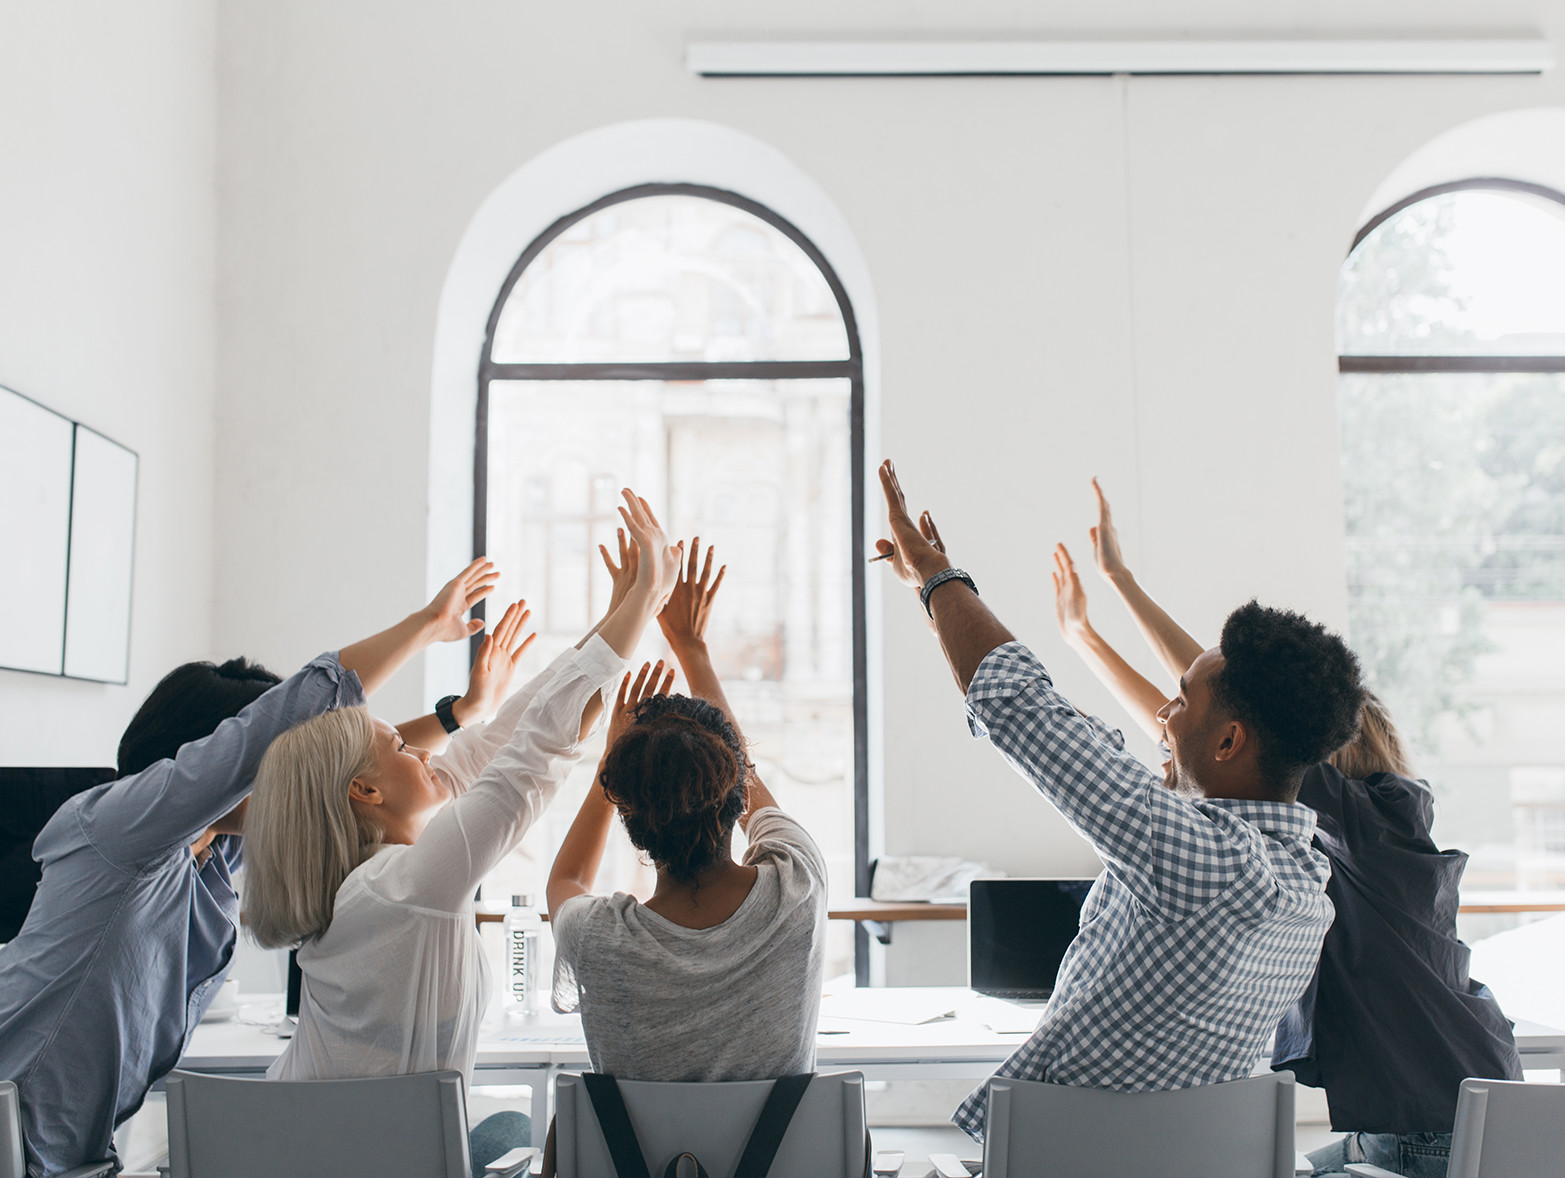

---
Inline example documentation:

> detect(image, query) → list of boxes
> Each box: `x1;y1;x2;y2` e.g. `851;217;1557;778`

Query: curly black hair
117;657;282;776
1213;601;1366;798
598;693;752;884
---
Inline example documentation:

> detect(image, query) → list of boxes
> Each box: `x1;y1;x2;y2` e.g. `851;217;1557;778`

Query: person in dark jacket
1045;479;1520;1178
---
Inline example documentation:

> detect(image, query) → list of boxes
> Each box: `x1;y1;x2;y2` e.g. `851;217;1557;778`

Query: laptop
968;877;1095;1002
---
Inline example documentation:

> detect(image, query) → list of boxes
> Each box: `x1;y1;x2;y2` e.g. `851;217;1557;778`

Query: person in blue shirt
1048;480;1520;1178
0;559;513;1178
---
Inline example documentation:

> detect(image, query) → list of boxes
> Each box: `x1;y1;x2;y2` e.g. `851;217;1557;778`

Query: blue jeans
469;1110;532;1178
1309;1132;1453;1178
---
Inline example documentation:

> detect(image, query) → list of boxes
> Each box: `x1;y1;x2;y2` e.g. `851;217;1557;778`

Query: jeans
469;1110;532;1178
1309;1131;1453;1178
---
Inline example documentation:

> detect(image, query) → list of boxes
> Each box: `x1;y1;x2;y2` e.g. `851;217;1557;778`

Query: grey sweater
551;808;828;1080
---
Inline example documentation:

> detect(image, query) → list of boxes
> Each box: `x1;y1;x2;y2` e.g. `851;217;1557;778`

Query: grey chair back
164;1069;471;1178
1448;1077;1565;1178
1;1080;114;1178
553;1071;867;1178
984;1071;1295;1178
0;1082;25;1178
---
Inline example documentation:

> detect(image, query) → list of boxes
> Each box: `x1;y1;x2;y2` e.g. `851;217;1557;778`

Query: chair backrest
984;1071;1295;1178
553;1071;867;1178
1;1081;27;1178
1448;1078;1565;1178
164;1070;471;1178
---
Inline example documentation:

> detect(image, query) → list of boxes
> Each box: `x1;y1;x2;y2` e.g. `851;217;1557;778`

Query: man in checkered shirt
873;461;1364;1143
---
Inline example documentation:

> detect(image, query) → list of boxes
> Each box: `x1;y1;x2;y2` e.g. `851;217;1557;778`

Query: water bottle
502;893;544;1015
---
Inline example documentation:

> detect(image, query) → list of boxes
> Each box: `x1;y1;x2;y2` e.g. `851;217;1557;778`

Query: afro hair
1213;601;1366;796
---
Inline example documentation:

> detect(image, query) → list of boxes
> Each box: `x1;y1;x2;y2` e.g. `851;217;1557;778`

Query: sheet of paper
818;989;958;1026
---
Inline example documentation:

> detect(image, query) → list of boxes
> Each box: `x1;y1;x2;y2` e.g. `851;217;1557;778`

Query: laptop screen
968;878;1095;999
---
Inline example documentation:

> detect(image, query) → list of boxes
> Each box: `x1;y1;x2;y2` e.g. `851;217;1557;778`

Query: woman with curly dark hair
547;540;828;1083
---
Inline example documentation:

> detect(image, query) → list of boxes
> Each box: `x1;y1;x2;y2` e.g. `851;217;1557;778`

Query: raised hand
422;558;500;643
874;460;951;589
607;659;676;749
598;527;639;617
456;599;536;725
659;538;726;651
1051;545;1093;645
1090;478;1130;582
617;489;681;607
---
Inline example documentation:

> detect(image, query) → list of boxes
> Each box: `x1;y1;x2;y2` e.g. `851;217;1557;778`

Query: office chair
1;1081;116;1178
164;1069;530;1178
1345;1078;1565;1178
983;1071;1297;1178
552;1070;868;1178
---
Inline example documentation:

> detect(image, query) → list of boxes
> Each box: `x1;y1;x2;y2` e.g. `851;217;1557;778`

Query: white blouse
269;636;625;1084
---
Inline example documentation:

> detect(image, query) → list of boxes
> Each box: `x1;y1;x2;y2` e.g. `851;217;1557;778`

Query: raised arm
547;660;673;918
389;490;679;912
397;598;535;753
84;562;497;865
1090;479;1204;679
657;538;780;824
339;557;499;695
875;460;1014;692
1052;544;1167;743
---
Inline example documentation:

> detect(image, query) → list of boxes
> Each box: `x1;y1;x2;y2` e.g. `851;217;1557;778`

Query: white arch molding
1356;106;1565;228
423;117;887;867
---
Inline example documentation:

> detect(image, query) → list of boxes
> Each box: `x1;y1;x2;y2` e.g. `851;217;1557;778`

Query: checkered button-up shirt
952;642;1333;1140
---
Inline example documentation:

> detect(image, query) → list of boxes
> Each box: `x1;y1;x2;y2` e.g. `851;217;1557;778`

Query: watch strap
920;567;978;617
434;694;463;734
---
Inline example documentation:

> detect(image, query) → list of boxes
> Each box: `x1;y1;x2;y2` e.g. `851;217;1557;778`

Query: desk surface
180;987;1565;1074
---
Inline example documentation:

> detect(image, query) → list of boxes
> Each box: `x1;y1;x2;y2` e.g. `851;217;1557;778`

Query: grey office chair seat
164;1069;478;1178
983;1071;1297;1178
553;1070;868;1178
1;1080;115;1178
1345;1078;1565;1178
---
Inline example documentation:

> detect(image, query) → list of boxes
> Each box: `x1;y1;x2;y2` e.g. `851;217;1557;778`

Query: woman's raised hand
617;489;681;606
422;558;500;643
1090;478;1130;583
658;538;726;651
607;660;675;748
457;599;536;725
1051;545;1094;645
598;527;639;617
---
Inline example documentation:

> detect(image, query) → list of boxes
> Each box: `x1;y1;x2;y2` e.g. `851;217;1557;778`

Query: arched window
1338;180;1565;890
475;184;865;974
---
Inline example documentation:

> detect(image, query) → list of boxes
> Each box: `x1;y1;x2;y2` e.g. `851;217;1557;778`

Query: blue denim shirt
0;653;363;1177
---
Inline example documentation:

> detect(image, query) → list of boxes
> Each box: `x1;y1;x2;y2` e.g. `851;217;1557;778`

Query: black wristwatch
920;567;978;617
434;694;463;734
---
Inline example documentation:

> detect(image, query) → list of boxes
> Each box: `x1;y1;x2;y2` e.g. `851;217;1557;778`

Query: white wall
210;2;1565;898
0;1;216;766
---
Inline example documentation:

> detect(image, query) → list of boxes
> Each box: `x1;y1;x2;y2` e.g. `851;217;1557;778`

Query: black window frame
1340;177;1565;375
473;182;874;978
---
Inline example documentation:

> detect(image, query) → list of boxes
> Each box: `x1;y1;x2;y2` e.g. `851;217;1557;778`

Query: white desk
179;989;1565;1134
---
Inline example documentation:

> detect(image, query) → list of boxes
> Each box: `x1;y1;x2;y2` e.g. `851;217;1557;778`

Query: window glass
483;373;855;974
1339;187;1565;890
1338;189;1565;356
490;196;851;364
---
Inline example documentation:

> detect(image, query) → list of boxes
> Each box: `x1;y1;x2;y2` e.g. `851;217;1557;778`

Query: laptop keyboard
985;989;1052;1001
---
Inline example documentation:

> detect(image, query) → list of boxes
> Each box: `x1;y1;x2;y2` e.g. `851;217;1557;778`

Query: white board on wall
63;425;138;684
0;387;74;675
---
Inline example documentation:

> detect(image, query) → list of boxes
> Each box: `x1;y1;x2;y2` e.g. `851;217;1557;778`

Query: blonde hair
241;706;383;948
1328;692;1413;780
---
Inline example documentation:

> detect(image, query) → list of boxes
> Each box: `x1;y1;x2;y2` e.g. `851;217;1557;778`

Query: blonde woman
241;492;678;1169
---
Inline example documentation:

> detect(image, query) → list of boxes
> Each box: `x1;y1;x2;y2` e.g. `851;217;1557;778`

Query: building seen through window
478;190;863;978
1338;183;1565;889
